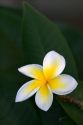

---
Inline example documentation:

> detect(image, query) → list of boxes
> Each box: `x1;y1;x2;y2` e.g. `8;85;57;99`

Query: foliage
0;2;83;125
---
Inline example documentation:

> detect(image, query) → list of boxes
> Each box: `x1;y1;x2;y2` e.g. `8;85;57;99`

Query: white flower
15;51;78;111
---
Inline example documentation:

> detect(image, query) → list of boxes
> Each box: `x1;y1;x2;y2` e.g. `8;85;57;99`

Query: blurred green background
0;1;83;125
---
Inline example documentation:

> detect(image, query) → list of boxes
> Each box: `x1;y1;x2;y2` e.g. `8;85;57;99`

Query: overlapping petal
48;74;78;95
15;80;42;102
35;85;53;111
43;51;65;80
18;64;45;80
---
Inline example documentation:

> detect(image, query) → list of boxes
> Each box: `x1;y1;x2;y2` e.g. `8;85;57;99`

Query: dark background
0;1;83;125
0;0;83;29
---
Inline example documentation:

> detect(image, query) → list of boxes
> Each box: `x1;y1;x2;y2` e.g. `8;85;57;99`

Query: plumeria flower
15;51;78;111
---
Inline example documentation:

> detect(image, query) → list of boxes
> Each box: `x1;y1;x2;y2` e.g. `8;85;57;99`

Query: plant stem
59;95;83;109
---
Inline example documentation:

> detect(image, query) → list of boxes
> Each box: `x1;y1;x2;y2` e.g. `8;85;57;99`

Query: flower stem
59;95;83;109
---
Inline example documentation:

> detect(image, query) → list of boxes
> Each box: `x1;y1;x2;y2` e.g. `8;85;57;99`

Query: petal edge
49;74;78;95
18;64;44;80
15;80;41;102
35;85;53;111
43;51;66;80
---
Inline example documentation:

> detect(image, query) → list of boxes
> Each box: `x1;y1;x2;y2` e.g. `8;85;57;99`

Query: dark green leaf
22;2;78;77
56;23;83;124
57;23;83;80
59;116;76;125
58;81;83;125
0;2;80;125
22;2;79;125
0;6;41;125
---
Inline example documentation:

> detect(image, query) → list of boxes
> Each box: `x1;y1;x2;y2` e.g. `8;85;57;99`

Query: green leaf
22;2;79;125
55;23;83;124
59;116;76;125
56;23;83;125
0;3;80;125
57;23;83;80
58;81;83;125
22;2;78;77
0;6;41;125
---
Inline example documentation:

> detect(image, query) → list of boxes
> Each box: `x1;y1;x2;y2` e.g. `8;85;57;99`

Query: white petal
15;80;41;102
18;64;44;80
35;85;53;111
43;51;65;80
49;74;78;95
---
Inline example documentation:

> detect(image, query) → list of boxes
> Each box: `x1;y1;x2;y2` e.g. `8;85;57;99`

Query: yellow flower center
40;74;50;86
